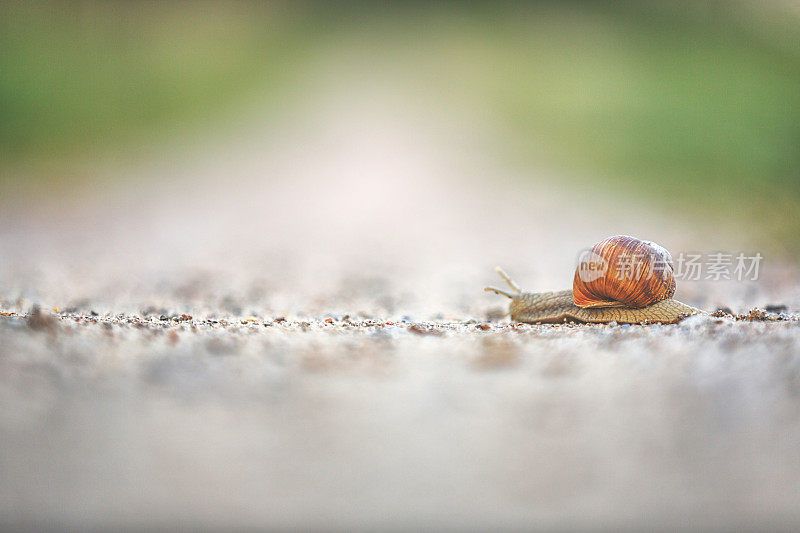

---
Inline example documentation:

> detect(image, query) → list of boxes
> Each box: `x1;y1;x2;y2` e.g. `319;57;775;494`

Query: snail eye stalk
493;266;521;294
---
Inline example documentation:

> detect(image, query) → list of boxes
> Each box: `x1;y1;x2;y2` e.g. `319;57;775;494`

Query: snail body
485;235;704;324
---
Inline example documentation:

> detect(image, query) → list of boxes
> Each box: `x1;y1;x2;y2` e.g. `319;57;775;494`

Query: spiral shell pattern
573;235;676;309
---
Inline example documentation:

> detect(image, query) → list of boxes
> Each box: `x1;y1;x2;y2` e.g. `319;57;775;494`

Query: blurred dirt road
2;79;800;531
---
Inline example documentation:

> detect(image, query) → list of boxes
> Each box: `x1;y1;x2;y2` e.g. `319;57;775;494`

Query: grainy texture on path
2;82;800;531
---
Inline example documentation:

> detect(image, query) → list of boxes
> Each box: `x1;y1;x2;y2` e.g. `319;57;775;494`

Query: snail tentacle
493;266;521;295
484;286;517;299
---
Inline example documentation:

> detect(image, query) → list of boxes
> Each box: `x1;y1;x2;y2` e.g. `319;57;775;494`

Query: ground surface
2;80;800;531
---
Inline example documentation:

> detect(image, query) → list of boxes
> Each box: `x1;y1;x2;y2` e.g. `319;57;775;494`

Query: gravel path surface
2;83;800;531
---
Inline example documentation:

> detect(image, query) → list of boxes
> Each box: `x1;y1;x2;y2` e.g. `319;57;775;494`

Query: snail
485;235;704;324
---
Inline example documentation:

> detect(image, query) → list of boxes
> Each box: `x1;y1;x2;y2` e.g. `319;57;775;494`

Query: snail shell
573;235;676;309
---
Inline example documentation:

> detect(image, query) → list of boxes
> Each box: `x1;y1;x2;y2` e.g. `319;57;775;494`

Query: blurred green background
2;1;798;255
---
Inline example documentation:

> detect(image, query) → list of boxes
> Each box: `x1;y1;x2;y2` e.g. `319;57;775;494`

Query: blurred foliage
396;2;800;255
0;2;311;164
1;1;798;254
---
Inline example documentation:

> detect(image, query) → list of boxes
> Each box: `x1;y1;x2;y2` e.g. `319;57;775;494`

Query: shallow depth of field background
2;1;798;255
3;3;800;531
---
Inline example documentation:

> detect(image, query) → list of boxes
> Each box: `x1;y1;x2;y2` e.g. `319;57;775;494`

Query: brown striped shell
573;235;676;309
